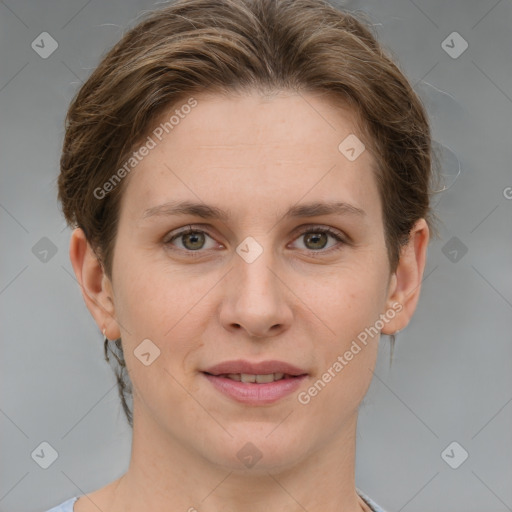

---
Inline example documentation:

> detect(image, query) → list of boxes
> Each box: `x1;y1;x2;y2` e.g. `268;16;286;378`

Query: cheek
113;258;213;367
115;274;167;336
303;260;388;336
299;287;383;420
113;244;194;334
112;268;206;413
301;348;377;427
308;263;388;388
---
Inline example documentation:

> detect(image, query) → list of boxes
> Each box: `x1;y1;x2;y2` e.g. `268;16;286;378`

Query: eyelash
163;225;348;258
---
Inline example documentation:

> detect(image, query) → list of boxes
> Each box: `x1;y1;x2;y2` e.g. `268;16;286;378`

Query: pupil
184;232;204;250
305;232;327;249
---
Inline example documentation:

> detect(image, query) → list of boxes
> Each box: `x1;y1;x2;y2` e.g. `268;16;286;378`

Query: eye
290;226;347;254
164;226;219;252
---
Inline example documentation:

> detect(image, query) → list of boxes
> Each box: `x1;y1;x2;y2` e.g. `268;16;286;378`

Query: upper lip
203;359;308;376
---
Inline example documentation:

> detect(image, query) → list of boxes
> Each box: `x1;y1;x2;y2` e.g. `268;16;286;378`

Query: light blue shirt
45;490;387;511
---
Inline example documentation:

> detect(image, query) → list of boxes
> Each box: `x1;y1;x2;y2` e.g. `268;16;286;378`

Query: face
99;91;401;471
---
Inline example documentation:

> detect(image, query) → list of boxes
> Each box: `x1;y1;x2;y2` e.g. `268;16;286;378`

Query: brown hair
58;0;439;428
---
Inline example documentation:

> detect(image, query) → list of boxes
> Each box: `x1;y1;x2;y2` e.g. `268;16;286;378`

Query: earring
103;327;111;363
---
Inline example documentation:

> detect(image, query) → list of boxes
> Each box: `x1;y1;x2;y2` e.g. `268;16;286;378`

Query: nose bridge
234;239;281;306
222;236;291;336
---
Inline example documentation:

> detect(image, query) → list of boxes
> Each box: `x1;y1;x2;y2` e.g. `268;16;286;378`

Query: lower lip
203;373;307;405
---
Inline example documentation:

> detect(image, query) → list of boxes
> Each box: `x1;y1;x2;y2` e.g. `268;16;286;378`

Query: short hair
58;0;439;427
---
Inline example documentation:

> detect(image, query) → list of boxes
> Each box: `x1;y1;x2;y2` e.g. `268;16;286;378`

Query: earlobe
69;227;120;340
381;219;429;335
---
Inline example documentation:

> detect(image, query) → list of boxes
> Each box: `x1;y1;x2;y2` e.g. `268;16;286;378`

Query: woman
48;0;436;510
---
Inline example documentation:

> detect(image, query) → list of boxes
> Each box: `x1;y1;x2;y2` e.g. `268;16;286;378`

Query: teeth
225;372;286;383
256;373;277;383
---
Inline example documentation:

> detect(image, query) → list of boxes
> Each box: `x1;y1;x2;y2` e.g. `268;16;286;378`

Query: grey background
1;0;511;511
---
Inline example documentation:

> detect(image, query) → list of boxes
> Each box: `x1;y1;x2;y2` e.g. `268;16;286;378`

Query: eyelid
163;224;215;242
290;223;348;241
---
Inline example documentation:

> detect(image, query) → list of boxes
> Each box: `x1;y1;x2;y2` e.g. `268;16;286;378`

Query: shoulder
44;492;386;512
357;488;388;512
43;496;79;512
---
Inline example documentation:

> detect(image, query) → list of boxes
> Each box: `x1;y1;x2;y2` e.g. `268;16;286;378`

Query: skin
69;90;429;512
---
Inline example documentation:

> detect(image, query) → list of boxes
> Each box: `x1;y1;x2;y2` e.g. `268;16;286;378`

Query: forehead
119;91;381;223
160;90;364;153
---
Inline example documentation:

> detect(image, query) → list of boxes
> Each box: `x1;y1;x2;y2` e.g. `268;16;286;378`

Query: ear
381;218;429;335
69;227;121;340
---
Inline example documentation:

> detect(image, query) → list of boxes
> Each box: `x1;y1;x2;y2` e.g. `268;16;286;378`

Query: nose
219;247;293;339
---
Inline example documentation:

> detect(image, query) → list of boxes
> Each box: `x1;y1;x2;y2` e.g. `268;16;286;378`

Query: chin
202;424;311;474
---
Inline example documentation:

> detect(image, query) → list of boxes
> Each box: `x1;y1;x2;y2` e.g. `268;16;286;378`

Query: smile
202;372;307;404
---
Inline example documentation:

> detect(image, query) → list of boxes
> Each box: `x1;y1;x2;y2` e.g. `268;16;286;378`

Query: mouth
203;372;302;383
201;360;308;404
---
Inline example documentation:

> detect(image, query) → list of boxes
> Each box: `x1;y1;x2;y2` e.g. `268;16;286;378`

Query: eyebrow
141;200;366;221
